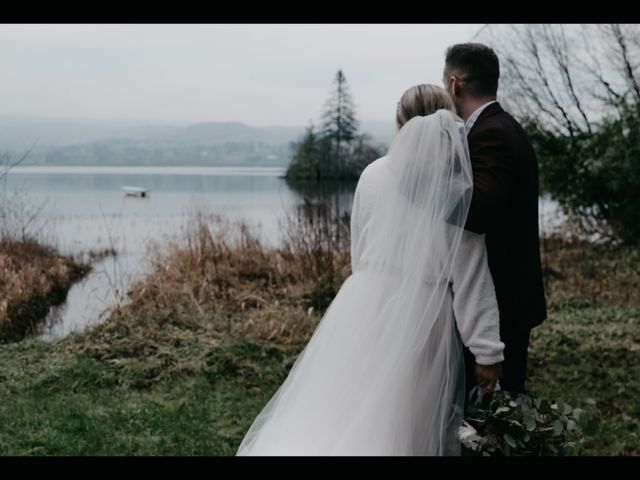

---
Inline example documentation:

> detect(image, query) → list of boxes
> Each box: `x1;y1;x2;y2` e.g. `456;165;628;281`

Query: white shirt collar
464;100;498;134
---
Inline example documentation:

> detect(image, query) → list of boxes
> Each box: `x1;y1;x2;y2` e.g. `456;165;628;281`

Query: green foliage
285;126;329;180
286;71;385;180
344;132;385;177
461;390;598;456
528;99;640;244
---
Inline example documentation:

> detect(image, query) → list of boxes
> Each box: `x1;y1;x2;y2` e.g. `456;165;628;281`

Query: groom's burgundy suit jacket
464;102;547;334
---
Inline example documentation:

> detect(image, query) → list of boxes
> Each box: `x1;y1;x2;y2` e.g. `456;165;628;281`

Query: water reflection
284;177;357;250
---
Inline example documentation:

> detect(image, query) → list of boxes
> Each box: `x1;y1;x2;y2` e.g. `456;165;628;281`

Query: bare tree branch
531;26;582;137
483;24;640;132
0;142;37;183
610;24;640;102
546;25;592;133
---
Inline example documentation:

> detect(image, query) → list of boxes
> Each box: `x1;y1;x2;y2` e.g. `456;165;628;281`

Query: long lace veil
237;109;474;456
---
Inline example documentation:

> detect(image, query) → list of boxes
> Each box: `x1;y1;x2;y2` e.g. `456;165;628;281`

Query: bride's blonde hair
396;84;456;129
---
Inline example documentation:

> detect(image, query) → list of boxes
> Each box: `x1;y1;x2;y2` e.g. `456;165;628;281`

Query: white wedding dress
236;110;505;456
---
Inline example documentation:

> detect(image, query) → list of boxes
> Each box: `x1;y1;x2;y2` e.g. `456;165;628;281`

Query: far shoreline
8;165;289;176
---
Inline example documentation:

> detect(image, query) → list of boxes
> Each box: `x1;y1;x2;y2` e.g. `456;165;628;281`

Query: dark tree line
286;70;385;181
482;24;640;244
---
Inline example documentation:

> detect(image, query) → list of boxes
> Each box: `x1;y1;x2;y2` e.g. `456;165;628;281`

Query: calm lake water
3;165;563;342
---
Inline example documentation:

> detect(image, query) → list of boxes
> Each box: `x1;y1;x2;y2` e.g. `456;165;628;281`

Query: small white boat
122;185;149;198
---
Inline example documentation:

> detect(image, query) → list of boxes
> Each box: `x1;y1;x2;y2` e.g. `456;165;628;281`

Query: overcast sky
0;24;484;126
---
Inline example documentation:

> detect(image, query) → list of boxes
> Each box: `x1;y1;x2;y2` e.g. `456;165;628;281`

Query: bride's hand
474;362;503;393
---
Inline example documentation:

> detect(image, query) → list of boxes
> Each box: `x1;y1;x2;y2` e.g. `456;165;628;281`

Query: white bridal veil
237;109;474;456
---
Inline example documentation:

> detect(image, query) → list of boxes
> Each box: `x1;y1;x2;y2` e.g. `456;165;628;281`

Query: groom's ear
449;75;462;98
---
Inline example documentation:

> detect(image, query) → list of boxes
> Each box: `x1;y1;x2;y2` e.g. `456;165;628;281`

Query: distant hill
168;122;305;146
0;116;394;166
0;116;393;147
0;116;146;148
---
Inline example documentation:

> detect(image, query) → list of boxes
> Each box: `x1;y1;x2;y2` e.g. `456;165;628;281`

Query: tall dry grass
81;201;640;401
90;207;351;355
540;234;640;311
95;201;640;350
0;238;89;342
1;150;91;342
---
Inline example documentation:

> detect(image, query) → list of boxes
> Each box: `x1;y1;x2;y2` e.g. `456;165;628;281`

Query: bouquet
459;389;597;456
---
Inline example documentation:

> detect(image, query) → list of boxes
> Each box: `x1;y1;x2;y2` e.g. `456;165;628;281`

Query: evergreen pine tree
320;70;359;176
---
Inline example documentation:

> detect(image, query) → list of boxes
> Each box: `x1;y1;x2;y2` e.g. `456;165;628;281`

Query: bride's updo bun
396;84;456;130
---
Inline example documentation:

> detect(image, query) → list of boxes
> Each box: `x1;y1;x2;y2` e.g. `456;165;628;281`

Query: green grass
4;307;636;456
527;305;640;455
0;336;295;455
0;234;638;455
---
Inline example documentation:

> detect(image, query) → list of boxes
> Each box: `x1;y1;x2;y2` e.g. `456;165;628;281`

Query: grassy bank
0;218;637;455
529;237;640;455
0;238;89;342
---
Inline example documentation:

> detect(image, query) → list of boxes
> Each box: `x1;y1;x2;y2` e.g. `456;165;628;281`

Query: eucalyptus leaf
585;419;599;435
553;419;564;436
462;390;597;456
524;416;537;431
504;433;517;448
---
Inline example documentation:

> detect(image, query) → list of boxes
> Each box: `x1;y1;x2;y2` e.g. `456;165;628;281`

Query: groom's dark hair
445;43;499;97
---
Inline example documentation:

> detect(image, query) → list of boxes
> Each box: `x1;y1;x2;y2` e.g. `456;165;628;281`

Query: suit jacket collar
467;101;504;136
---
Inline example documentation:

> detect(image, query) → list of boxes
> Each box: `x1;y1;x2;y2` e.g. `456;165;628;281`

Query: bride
236;84;504;456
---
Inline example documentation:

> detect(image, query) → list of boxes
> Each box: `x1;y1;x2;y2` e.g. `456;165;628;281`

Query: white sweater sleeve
350;180;363;274
350;161;379;274
450;229;505;365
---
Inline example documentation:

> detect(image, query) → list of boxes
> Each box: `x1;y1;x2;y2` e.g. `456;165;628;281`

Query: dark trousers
463;327;531;402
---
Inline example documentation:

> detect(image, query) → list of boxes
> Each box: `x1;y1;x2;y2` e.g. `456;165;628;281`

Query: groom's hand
474;362;503;394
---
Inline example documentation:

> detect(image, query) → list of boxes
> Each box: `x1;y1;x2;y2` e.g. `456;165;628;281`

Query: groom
443;43;547;396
